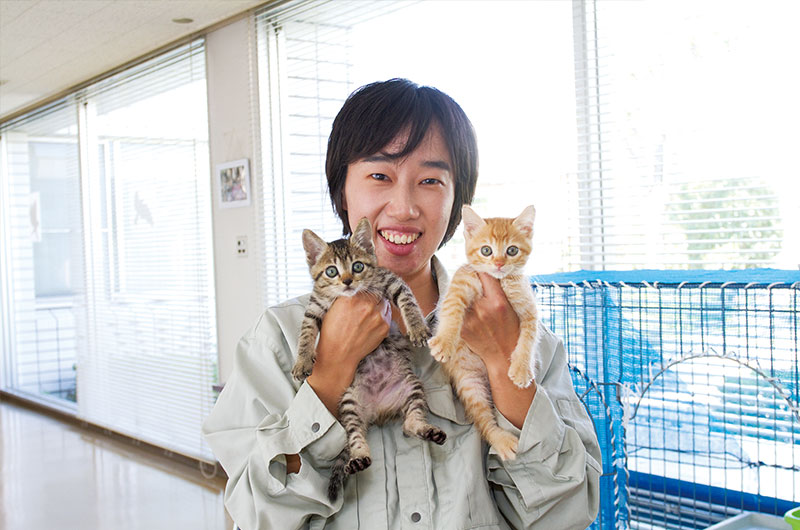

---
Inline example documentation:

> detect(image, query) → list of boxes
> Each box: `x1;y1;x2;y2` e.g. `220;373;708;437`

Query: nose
342;276;353;286
385;183;420;220
494;260;504;269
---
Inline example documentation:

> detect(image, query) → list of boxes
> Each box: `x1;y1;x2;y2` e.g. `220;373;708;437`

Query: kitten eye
325;266;338;278
480;246;492;257
352;261;365;273
506;246;519;256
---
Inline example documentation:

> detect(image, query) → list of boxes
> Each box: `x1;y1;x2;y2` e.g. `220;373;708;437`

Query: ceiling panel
0;0;267;121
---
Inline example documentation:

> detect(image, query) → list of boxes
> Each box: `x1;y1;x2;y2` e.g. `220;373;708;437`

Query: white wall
206;17;262;384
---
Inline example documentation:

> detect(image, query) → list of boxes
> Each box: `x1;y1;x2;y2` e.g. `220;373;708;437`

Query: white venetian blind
254;0;579;307
0;99;84;407
573;0;800;270
75;40;218;461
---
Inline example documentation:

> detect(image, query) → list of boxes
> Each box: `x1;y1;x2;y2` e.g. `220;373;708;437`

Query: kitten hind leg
338;390;372;474
450;351;519;461
400;377;446;445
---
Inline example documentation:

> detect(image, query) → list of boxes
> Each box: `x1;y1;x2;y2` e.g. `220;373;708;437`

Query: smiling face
342;124;455;282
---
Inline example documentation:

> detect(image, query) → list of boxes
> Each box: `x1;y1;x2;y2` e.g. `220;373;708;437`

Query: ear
512;205;536;237
302;229;328;268
461;205;485;237
351;217;375;254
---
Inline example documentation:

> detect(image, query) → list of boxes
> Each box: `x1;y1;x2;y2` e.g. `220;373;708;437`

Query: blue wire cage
533;270;800;530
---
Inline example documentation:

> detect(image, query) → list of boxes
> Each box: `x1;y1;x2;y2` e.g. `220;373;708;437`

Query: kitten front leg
501;275;539;388
291;312;322;381
385;276;430;347
429;268;481;363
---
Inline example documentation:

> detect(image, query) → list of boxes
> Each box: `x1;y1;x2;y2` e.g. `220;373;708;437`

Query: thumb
477;272;504;301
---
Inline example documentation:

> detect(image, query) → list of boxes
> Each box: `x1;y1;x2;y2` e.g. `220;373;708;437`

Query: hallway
0;397;230;529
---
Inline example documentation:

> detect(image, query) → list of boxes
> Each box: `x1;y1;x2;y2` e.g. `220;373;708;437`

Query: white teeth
380;230;420;245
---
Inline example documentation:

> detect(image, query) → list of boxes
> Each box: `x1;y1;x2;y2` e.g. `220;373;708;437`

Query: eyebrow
360;154;451;172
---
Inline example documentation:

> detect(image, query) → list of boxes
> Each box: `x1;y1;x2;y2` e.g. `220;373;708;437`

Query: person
203;78;601;529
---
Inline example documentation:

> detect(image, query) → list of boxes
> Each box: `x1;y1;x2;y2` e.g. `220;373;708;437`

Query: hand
306;293;391;414
460;273;520;375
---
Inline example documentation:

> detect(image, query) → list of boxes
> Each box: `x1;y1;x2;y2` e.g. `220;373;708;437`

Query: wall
205;17;262;383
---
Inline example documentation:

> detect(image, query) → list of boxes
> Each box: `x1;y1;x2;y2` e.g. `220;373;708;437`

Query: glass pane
1;103;82;404
77;43;218;461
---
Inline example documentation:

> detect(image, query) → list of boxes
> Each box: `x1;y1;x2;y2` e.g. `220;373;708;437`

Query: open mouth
379;230;421;245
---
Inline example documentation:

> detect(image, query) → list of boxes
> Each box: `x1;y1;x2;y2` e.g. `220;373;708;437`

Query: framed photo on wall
216;158;251;208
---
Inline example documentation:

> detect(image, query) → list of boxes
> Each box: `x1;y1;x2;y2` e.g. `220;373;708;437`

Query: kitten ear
461;205;486;237
351;217;375;254
302;229;327;268
512;205;536;237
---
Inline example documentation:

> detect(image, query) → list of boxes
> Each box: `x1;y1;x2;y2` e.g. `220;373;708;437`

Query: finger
477;272;504;301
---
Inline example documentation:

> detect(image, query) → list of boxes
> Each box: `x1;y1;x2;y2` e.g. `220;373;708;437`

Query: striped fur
429;205;539;461
291;218;445;501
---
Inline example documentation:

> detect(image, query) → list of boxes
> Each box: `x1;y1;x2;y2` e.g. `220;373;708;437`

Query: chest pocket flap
425;384;472;426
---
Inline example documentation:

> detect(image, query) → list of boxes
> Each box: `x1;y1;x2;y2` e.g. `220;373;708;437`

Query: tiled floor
0;398;231;530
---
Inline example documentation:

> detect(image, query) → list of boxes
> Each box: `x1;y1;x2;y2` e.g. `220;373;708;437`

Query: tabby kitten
428;205;539;461
292;217;446;501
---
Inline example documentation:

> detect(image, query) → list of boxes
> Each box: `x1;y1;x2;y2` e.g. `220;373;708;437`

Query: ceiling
0;0;268;121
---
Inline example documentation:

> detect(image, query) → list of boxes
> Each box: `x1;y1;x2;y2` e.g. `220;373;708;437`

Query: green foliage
666;177;783;268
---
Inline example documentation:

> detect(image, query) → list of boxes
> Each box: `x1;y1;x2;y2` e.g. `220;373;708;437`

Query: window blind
75;40;217;462
1;40;217;462
254;0;579;307
573;0;800;270
0;98;84;408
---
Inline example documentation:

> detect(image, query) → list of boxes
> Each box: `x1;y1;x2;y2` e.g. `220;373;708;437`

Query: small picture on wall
217;159;251;208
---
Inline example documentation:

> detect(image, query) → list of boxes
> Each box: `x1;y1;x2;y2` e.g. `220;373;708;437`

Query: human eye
421;177;443;185
369;173;389;181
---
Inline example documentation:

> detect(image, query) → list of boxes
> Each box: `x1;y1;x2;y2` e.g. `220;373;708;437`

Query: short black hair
326;78;478;248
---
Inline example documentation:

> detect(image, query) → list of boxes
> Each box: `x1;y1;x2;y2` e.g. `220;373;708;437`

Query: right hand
306;293;391;414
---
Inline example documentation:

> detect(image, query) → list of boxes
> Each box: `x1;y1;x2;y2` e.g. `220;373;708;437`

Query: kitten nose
494;260;504;268
342;277;353;286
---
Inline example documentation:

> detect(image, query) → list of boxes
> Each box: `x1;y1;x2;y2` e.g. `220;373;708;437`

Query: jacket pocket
426;384;472;426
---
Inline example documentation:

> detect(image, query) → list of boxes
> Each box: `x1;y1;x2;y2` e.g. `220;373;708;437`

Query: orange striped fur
429;205;539;460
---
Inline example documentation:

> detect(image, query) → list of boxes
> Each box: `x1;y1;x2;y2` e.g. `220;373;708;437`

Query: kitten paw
346;456;371;474
291;358;314;381
421;426;447;445
407;324;432;347
428;335;452;363
507;362;533;389
490;430;519;461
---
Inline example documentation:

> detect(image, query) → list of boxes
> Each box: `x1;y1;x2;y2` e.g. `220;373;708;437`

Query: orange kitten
429;205;539;460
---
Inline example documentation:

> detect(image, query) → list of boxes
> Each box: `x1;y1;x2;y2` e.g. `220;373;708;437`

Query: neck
401;259;439;316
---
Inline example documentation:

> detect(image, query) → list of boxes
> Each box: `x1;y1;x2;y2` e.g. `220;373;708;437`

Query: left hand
460;273;520;374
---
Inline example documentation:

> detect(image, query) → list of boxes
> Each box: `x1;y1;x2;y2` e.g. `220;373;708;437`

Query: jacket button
311;422;320;432
411;512;421;522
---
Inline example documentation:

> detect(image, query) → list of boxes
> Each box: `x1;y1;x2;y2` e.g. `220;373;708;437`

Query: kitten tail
327;446;350;502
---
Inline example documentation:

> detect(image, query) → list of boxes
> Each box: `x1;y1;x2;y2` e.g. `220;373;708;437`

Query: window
0;102;82;404
574;0;800;270
254;0;579;306
1;40;217;461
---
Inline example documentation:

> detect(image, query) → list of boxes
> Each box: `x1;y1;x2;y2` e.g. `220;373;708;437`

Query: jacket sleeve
202;311;348;530
486;325;602;530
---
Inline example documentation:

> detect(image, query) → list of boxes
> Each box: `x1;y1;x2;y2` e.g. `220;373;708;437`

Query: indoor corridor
0;397;231;529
